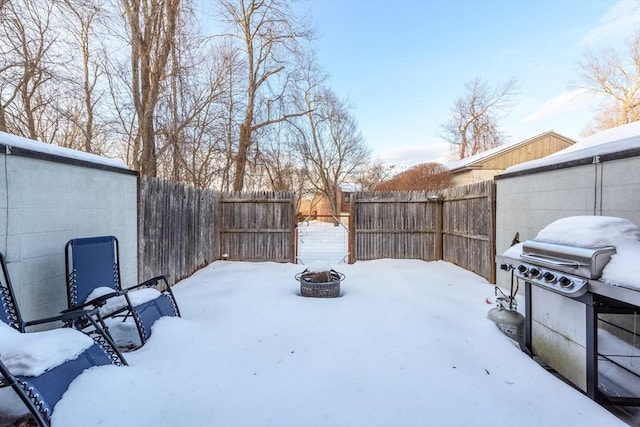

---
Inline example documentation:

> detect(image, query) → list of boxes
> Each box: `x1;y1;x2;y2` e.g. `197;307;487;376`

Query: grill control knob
558;276;573;288
529;268;541;278
543;272;556;282
517;264;528;274
500;263;514;272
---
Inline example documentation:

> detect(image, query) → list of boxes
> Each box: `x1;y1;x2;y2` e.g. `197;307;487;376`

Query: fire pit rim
295;268;345;298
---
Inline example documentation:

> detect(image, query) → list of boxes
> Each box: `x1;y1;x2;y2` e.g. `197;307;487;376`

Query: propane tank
488;263;525;344
488;305;525;344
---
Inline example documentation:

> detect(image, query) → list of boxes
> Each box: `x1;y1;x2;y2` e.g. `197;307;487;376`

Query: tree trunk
0;104;7;133
233;122;251;191
140;106;157;177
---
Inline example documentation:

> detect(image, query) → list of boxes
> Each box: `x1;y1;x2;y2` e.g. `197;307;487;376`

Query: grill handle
521;252;584;269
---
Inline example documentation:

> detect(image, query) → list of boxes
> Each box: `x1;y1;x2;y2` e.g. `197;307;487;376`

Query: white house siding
452;169;502;187
495;154;640;290
0;149;137;323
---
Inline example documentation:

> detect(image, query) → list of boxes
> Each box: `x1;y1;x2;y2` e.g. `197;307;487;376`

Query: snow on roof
505;121;640;174
445;131;572;172
0;131;129;170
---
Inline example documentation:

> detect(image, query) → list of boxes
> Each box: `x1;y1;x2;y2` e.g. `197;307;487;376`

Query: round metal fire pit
295;269;345;298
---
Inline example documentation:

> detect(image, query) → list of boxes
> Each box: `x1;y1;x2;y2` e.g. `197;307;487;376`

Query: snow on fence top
505;121;640;174
0;131;129;170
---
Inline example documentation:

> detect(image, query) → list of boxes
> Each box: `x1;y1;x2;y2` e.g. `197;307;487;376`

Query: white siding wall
495;156;640;289
452;169;501;187
0;153;137;322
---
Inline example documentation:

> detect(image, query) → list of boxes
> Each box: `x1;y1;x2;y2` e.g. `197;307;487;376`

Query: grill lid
521;240;616;279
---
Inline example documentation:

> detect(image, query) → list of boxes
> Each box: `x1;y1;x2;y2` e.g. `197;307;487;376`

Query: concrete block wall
600;156;640;219
0;149;138;323
495;155;640;289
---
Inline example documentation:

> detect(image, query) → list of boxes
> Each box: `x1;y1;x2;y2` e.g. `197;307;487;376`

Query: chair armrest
128;275;170;291
24;307;100;328
60;291;123;312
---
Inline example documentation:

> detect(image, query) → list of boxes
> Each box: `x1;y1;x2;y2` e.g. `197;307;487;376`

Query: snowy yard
3;217;639;426
33;259;626;426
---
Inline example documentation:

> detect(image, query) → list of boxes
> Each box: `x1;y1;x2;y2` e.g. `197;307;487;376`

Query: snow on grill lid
505;216;640;290
521;240;616;279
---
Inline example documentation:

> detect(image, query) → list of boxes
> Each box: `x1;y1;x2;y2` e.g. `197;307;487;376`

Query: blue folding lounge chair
65;235;180;347
0;253;126;427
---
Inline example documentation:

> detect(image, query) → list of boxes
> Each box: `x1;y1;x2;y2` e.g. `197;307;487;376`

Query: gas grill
498;238;640;421
515;241;616;297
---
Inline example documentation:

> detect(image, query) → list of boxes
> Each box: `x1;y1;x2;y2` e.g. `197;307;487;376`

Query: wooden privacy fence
139;180;296;284
350;181;496;281
138;177;219;285
219;191;296;262
139;178;495;284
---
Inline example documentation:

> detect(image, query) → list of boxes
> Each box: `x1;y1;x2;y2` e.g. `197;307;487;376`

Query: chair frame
64;236;180;347
0;253;126;426
0;359;49;427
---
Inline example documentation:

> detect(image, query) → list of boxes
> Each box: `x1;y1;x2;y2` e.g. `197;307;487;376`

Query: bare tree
121;0;181;176
354;159;397;192
219;0;314;191
576;29;640;135
292;86;370;220
217;42;245;192
441;77;519;160
0;0;57;139
375;162;453;192
153;5;231;186
54;0;111;154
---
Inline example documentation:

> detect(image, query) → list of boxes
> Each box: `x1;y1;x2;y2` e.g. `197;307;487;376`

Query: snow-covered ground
3;218;639;426
3;259;623;426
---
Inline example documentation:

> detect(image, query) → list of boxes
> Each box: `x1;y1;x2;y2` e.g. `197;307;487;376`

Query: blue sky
305;0;640;166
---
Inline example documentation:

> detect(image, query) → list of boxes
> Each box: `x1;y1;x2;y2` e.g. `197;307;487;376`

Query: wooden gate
442;181;496;281
219;192;296;262
349;182;496;282
349;191;440;263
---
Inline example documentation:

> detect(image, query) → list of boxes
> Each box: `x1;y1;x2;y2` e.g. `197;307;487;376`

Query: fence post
431;195;443;261
348;195;356;264
291;193;297;263
488;182;497;283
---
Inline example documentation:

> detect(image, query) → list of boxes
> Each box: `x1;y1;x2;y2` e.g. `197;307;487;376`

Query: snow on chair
0;252;126;427
65;235;180;349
